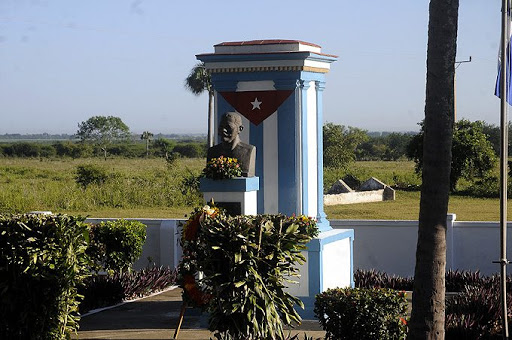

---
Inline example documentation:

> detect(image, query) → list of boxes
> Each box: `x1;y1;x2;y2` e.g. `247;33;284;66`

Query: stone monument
197;39;354;318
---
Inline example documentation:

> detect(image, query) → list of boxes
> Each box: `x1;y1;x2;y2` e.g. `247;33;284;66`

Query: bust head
219;112;243;148
208;112;256;177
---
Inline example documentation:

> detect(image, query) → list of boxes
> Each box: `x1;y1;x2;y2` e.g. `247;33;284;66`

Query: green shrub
87;219;147;273
178;207;318;340
2;142;41;157
173;142;206;158
314;287;408;340
75;164;109;188
0;213;89;339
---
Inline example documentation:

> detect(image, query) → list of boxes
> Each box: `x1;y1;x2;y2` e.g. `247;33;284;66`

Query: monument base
200;177;259;215
286;228;355;319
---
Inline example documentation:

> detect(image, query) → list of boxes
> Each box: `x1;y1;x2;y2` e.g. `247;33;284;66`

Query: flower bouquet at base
202;156;242;180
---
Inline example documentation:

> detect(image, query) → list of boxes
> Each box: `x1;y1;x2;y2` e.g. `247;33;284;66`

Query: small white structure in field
324;177;395;205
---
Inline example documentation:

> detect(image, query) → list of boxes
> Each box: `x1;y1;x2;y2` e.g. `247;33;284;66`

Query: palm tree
408;0;459;338
185;62;214;147
140;131;153;157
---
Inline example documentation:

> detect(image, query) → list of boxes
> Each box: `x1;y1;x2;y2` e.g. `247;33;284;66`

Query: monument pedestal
199;177;259;215
286;228;354;319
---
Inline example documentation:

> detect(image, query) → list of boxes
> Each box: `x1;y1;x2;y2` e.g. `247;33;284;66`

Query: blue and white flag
495;12;512;105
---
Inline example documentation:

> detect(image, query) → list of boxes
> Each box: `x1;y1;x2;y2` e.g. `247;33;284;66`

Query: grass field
0;158;508;221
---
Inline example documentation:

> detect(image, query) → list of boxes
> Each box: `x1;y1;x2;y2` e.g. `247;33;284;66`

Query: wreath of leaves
177;205;318;340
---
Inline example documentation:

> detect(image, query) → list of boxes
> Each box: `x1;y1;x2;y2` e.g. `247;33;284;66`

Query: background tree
152;138;175;158
185;62;214;147
408;0;459;338
407;119;497;191
323;123;368;169
356;132;413;161
76;115;130;160
140;131;153;157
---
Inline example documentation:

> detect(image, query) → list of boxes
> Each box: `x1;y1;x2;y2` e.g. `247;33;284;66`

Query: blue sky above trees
0;0;499;134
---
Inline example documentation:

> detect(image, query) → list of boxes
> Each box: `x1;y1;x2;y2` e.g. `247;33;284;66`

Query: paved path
75;288;326;340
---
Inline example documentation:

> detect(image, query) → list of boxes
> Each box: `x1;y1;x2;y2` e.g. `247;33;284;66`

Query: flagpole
500;0;510;338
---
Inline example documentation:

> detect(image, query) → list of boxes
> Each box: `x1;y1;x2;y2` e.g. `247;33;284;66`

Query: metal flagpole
500;0;510;337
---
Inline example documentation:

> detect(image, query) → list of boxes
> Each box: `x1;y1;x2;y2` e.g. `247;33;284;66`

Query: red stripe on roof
215;39;322;48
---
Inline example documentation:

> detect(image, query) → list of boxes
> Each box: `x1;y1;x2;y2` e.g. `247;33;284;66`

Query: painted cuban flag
219;90;294;125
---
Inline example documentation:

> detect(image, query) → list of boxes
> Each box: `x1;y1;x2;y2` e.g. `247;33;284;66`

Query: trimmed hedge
0;214;89;339
314;288;408;340
87;219;147;273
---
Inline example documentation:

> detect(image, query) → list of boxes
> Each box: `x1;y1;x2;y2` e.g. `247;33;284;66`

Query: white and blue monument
197;39;354;318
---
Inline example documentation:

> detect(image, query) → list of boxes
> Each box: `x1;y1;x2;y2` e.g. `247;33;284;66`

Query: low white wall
85;215;511;277
331;215;512;277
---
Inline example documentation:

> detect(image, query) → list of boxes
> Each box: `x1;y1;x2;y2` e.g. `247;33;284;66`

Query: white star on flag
251;98;262;110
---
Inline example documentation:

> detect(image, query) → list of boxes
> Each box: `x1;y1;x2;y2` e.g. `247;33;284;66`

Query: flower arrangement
202;156;242;180
178;205;218;307
177;206;319;340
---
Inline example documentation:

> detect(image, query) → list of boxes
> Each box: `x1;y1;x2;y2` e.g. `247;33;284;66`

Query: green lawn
0;158;508;221
325;190;508;221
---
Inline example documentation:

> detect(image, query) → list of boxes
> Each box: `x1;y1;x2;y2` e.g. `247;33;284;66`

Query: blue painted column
299;79;311;217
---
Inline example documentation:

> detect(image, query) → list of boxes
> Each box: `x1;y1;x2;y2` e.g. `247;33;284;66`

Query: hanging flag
220;90;294;125
495;11;512;105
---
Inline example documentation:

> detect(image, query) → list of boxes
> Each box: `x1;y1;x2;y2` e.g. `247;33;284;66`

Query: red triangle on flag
220;90;294;125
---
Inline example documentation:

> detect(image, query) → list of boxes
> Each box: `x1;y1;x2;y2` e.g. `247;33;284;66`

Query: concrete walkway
75;287;326;340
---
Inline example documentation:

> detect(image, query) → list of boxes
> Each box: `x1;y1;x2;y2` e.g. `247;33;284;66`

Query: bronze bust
207;112;256;177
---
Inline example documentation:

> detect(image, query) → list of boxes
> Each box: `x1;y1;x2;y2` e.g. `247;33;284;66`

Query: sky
0;0;501;134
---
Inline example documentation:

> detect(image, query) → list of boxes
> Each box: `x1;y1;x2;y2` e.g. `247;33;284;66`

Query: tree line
0;140;206;159
1;117;506;175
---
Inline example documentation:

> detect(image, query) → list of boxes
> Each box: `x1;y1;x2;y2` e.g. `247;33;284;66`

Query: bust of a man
207;112;256;177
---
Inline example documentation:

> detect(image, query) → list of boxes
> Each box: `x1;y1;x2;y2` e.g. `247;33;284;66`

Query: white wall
331;215;512;277
85;215;511;277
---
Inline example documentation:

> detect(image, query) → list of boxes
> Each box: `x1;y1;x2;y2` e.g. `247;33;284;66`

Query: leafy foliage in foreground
79;266;177;313
178;206;318;340
314;288;408;340
0;214;89;339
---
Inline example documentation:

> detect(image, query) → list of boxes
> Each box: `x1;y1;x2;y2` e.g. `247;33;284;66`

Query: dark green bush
87;219;147;273
53;141;93;158
106;143;146;158
0;213;89;339
173;142;206;158
75;164;109;188
39;144;57;158
314;287;408;340
2;142;41;157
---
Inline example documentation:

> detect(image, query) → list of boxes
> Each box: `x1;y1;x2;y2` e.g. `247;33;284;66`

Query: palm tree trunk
408;0;459;339
208;90;215;147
